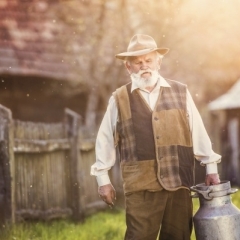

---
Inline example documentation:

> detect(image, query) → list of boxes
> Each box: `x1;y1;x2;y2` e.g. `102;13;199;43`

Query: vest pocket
120;160;163;194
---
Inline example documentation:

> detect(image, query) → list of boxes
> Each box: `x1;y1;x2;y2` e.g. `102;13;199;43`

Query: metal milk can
191;181;240;240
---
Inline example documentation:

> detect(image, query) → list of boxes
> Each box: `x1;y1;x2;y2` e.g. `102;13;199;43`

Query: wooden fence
0;104;123;226
0;102;210;228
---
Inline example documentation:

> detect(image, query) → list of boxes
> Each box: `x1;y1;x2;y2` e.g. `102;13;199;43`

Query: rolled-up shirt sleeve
90;96;118;186
187;90;221;173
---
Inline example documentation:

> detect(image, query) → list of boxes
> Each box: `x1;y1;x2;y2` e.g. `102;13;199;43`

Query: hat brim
115;47;169;60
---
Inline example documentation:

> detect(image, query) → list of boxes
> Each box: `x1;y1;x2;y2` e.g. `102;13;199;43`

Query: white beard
130;69;159;90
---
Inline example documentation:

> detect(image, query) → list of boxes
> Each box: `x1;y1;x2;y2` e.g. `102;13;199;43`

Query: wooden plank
16;207;72;221
14;139;70;153
0;141;11;226
0;104;15;224
8;117;16;224
64;108;84;221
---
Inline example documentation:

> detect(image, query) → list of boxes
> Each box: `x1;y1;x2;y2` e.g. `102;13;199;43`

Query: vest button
154;117;159;121
156;136;160;139
160;175;164;179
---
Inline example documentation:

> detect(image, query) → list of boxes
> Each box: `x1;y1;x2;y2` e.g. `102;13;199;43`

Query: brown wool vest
113;79;194;194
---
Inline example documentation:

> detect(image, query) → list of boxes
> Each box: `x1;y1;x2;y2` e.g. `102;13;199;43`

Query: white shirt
91;76;221;186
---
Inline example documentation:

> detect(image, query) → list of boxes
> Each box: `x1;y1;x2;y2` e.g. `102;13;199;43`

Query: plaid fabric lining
157;145;181;188
117;118;138;161
114;84;138;162
156;79;186;111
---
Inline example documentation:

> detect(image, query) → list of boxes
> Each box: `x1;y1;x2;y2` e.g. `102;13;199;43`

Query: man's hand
98;184;116;208
205;173;220;186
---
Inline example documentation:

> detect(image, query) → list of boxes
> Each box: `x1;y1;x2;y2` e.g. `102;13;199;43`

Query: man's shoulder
164;78;187;88
113;82;131;95
112;82;131;108
165;78;187;89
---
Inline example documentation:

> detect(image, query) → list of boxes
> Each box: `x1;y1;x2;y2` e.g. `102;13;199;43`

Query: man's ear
125;61;131;74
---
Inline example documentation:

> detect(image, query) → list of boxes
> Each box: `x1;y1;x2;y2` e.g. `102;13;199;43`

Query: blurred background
0;0;240;225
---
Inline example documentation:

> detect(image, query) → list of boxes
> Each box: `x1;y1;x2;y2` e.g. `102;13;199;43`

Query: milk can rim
195;180;231;192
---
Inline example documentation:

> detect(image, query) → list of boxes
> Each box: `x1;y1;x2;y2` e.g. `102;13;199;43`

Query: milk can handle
228;188;238;195
190;186;213;200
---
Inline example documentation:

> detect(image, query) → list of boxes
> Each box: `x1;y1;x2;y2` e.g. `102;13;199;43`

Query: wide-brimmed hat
116;34;169;60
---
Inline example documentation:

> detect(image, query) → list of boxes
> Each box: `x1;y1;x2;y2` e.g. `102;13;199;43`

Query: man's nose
140;62;149;69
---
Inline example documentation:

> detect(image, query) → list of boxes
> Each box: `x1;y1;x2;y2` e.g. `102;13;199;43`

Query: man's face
125;51;161;79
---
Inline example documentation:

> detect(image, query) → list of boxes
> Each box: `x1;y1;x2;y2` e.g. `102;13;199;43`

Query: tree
57;0;240;128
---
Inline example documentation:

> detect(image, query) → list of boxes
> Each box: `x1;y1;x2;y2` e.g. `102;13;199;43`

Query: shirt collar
131;75;171;93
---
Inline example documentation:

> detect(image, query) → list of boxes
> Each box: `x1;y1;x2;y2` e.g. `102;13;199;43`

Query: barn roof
0;0;81;82
208;79;240;111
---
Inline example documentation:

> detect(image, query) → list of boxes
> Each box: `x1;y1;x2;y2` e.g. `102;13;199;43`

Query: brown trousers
124;188;193;240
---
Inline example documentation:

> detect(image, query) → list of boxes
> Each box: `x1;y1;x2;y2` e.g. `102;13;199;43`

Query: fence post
0;104;15;226
64;108;85;221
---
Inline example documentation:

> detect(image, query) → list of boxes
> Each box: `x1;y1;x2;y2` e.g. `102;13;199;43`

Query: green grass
1;209;126;240
2;189;240;240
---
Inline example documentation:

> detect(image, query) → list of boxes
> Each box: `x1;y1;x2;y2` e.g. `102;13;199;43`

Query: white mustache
132;69;153;78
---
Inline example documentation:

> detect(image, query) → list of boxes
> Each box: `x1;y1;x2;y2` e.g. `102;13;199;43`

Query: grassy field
1;189;240;240
1;209;126;240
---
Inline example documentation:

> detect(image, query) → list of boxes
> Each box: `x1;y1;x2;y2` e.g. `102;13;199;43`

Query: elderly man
91;34;221;240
